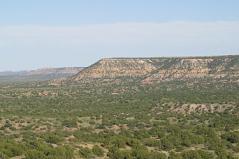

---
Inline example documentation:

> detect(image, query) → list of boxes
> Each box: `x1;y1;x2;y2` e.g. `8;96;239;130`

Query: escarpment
70;55;239;84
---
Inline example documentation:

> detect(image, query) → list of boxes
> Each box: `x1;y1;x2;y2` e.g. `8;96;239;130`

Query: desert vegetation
0;79;239;159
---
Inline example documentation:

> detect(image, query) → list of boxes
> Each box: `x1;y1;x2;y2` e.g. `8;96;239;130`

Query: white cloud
1;22;239;49
0;21;239;70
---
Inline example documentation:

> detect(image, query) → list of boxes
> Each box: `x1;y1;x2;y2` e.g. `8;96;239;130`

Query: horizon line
1;54;238;72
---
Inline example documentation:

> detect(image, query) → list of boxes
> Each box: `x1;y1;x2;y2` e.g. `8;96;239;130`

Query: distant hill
70;55;239;85
0;67;83;83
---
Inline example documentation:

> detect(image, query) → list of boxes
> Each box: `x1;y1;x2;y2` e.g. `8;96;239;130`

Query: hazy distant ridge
0;67;83;83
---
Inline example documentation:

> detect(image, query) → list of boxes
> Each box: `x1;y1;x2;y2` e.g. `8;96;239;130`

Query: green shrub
92;145;104;157
62;119;77;128
79;146;92;158
25;150;45;159
43;133;62;144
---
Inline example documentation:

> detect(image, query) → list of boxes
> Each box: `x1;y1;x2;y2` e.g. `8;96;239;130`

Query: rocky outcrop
142;56;239;83
70;55;239;84
72;58;157;80
168;103;236;114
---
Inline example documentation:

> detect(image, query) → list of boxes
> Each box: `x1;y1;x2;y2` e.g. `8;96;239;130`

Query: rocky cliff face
71;55;239;84
142;56;239;84
72;58;157;80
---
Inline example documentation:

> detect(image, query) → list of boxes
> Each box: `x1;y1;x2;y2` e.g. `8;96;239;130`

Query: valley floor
0;81;239;159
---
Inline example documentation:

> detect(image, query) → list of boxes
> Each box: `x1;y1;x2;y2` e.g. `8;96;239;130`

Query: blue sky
0;0;239;71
